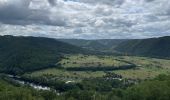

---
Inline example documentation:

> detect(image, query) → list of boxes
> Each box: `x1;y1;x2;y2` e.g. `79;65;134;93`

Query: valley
23;54;170;84
0;36;170;100
1;0;170;99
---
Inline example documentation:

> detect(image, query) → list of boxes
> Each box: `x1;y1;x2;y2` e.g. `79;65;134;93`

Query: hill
59;36;170;58
115;36;170;58
0;35;87;74
59;39;127;52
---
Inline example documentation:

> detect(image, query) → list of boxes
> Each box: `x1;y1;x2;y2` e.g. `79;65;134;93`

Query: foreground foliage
1;74;170;100
0;79;62;100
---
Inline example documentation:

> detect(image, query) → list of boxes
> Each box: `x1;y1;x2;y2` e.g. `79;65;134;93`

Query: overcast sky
0;0;170;39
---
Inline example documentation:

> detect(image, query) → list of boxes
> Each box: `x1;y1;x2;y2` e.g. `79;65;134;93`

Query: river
7;74;51;91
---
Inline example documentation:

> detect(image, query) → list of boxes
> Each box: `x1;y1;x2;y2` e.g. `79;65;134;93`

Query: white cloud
0;0;170;39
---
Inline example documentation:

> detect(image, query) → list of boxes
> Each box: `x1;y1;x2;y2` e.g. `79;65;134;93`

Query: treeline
66;64;136;71
20;74;128;93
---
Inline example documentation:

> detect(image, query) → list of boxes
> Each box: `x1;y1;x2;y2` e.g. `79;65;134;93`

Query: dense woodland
0;35;89;74
115;36;170;58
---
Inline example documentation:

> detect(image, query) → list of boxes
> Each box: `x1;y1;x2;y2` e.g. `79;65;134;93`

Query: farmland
113;56;170;79
25;55;170;82
58;54;129;68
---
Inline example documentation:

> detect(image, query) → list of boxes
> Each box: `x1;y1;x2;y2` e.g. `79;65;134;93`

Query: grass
113;56;170;79
27;68;105;82
117;56;170;69
26;55;170;81
113;68;170;80
59;54;129;68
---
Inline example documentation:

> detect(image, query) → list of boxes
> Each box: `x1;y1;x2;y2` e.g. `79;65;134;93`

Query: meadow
25;55;170;82
113;56;170;79
59;54;129;68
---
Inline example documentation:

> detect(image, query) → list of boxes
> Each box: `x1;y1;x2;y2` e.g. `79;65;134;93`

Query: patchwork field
58;54;129;68
113;56;170;79
25;55;170;82
117;56;170;69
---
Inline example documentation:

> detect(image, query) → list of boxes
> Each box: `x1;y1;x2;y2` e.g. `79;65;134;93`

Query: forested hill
0;35;87;74
115;36;170;58
59;39;127;52
60;36;170;58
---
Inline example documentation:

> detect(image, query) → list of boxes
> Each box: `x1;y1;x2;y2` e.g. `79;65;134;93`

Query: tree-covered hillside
60;36;170;58
0;35;87;74
115;36;170;58
59;39;127;52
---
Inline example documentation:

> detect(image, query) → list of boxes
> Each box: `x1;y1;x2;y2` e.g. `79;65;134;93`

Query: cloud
0;0;31;24
0;0;67;26
73;0;125;7
48;0;57;6
0;0;170;39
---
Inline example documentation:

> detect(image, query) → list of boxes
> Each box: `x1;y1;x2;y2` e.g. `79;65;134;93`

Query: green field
25;55;131;82
113;56;170;79
58;54;129;68
26;55;170;81
117;56;170;69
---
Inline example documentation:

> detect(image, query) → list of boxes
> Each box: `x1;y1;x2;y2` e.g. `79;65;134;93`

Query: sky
0;0;170;39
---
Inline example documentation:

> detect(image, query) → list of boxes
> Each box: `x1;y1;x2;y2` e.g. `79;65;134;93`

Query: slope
0;35;87;74
115;36;170;58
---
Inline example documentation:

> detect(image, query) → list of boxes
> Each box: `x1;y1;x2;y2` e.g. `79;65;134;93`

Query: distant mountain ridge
60;36;170;58
59;39;128;52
